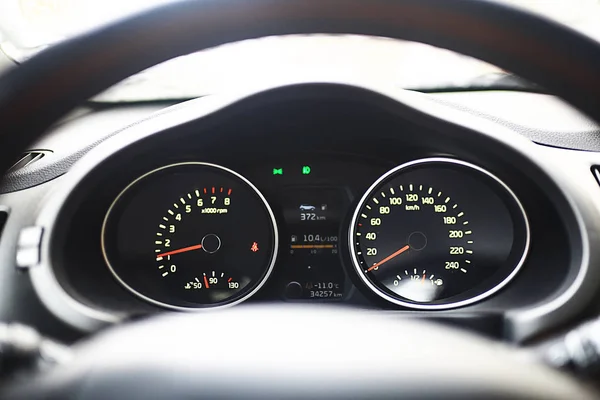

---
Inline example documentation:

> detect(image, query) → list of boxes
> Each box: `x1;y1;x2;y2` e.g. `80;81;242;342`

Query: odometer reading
350;158;529;309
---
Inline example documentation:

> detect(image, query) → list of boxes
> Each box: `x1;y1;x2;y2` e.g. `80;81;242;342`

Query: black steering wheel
2;1;600;399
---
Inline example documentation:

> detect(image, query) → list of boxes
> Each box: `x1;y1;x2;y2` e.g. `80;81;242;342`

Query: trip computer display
278;187;348;300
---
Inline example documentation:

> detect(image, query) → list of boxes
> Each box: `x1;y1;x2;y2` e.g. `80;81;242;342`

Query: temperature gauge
183;271;240;291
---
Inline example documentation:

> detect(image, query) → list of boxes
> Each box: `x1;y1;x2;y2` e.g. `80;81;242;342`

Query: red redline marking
228;189;232;195
212;187;215;194
367;244;410;272
220;187;223;192
156;244;202;258
228;278;233;283
358;223;362;227
204;188;207;194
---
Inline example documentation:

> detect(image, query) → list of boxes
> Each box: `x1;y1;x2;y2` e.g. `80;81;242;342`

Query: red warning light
250;242;259;252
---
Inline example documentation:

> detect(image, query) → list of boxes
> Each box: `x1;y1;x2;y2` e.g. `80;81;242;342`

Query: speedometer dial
350;158;529;309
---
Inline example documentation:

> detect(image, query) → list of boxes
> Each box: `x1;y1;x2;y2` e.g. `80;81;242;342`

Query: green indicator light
273;168;283;175
302;166;311;175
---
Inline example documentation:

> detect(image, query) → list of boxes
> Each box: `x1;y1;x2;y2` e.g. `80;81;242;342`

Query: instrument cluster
101;156;529;310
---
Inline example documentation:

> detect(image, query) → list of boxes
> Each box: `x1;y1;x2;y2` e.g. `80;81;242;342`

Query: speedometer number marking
350;158;530;309
356;184;473;275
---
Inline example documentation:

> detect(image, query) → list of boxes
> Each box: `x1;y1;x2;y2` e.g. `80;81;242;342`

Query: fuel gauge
390;269;445;303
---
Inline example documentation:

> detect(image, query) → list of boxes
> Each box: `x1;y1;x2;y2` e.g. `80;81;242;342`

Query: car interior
1;0;600;398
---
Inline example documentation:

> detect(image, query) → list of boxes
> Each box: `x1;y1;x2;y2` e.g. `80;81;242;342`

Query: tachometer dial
350;158;529;309
102;162;278;310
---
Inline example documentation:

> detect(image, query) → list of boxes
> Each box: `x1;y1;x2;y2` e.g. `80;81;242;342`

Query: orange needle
422;274;426;284
367;244;410;272
156;244;202;258
204;275;210;288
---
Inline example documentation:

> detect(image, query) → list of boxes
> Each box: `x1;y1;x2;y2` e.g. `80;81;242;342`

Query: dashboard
4;83;600;343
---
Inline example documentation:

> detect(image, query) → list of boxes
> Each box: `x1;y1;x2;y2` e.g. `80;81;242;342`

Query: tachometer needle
156;244;202;258
367;244;410;272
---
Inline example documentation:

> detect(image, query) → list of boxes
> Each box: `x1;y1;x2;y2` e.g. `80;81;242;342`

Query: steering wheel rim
3;306;599;400
0;0;600;175
1;0;600;399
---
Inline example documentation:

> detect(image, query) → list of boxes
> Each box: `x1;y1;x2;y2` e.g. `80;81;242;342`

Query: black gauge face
350;158;529;309
102;163;277;309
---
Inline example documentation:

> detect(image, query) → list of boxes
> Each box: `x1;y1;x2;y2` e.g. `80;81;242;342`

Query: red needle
204;275;210;288
367;244;410;272
156;244;202;258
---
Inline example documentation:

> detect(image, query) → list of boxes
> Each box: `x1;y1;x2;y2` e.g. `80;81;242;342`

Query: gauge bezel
101;162;279;311
349;157;530;310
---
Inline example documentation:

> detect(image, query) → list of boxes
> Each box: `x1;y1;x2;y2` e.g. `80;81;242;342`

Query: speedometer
350;158;529;309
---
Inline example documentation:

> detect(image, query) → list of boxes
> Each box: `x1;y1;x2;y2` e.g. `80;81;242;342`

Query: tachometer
102;162;278;310
350;158;529;309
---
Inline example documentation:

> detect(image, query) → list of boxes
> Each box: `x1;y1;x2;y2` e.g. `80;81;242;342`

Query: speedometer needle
156;244;202;258
367;244;410;272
